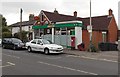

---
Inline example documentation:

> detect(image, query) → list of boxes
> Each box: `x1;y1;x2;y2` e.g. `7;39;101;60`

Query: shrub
13;31;28;42
2;32;12;38
88;43;98;52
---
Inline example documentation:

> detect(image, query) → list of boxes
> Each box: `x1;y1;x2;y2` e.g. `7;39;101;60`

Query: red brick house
81;9;118;50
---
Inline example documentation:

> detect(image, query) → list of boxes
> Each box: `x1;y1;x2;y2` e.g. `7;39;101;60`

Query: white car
117;40;120;51
0;39;2;46
26;39;63;54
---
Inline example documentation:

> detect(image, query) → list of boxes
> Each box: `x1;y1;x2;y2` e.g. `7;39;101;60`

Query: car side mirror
39;43;43;45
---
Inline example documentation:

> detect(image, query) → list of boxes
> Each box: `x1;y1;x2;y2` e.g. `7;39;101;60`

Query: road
1;48;118;75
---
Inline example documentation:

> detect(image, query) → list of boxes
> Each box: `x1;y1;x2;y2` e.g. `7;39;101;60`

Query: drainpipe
52;22;55;43
52;27;54;43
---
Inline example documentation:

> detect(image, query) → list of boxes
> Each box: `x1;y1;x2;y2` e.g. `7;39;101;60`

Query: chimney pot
109;9;113;16
74;11;77;17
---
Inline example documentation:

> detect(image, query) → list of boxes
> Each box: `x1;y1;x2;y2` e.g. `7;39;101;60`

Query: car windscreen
12;38;22;43
42;39;52;44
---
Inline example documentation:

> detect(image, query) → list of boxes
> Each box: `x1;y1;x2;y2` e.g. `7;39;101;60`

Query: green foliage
88;42;98;52
2;26;10;32
0;15;11;38
14;30;28;42
2;32;12;38
2;17;7;26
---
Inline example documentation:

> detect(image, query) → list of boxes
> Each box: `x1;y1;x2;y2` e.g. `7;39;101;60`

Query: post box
71;36;75;49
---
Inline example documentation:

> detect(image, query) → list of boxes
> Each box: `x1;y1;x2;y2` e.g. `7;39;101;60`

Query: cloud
1;0;119;25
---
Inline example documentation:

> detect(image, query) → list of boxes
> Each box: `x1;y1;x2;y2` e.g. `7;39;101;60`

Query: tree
0;15;12;38
14;30;28;42
2;17;7;26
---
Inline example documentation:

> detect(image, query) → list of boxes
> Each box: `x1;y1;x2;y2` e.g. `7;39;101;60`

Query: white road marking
0;62;15;68
66;55;118;63
45;57;62;59
100;54;118;58
38;61;98;75
3;54;20;59
7;62;15;65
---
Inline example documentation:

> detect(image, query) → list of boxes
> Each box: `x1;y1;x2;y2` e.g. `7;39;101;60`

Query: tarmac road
1;48;118;75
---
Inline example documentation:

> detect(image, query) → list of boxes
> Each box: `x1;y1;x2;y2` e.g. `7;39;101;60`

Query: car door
36;39;44;52
30;39;38;51
9;39;14;49
6;38;13;48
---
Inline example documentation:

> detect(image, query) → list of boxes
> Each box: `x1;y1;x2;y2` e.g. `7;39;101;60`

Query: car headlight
17;44;21;47
49;47;54;49
17;44;20;47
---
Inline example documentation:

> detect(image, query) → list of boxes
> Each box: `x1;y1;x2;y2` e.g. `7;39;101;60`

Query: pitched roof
43;10;112;31
10;20;35;27
10;10;113;31
42;10;79;23
78;15;112;30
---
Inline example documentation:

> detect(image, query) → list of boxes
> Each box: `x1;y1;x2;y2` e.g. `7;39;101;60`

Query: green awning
32;24;48;29
32;23;82;29
55;23;82;28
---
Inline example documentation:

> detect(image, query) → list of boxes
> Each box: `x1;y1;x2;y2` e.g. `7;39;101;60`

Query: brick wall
108;17;118;43
82;30;103;50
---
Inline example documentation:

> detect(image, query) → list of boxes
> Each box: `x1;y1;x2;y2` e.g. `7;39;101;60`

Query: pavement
63;49;118;62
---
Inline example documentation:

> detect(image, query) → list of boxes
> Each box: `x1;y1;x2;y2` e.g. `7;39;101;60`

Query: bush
13;31;28;42
88;43;98;52
2;32;12;38
98;42;118;51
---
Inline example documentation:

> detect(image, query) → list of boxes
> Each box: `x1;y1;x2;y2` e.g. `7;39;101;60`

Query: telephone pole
20;8;23;40
90;0;92;42
89;0;92;52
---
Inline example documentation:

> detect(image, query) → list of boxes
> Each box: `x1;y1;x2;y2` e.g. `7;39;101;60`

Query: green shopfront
32;21;83;49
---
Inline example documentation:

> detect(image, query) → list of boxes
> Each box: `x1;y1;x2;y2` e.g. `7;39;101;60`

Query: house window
102;32;107;42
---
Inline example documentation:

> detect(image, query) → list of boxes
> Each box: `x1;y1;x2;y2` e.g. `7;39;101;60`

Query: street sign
48;24;54;28
87;25;92;33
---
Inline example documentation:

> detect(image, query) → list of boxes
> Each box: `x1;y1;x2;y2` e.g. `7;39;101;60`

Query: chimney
108;9;113;16
74;11;77;17
54;8;59;14
29;14;34;21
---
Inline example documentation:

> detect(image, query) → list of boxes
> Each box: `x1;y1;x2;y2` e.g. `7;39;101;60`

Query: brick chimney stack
29;14;34;21
74;11;77;17
109;9;113;16
54;8;59;14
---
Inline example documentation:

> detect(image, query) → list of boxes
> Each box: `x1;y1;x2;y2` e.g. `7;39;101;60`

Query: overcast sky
0;0;119;27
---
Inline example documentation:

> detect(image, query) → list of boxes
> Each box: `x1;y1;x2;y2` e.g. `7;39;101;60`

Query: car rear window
12;38;22;43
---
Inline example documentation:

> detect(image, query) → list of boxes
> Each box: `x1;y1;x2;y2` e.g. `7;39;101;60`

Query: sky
0;0;120;28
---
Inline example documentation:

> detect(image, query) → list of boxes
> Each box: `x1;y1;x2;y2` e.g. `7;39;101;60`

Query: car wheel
13;46;16;50
44;48;49;55
2;45;5;49
28;47;32;52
